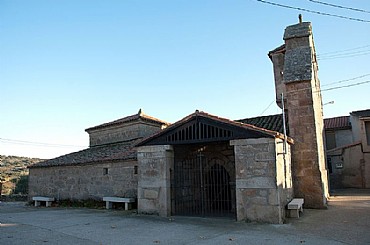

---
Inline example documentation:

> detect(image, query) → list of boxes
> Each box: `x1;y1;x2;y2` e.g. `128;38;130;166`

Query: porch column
137;145;174;217
231;138;291;224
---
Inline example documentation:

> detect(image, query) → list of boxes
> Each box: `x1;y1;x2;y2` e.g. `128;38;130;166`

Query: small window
103;168;109;175
134;166;138;175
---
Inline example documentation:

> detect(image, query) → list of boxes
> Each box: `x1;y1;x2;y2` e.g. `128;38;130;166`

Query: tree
13;175;28;194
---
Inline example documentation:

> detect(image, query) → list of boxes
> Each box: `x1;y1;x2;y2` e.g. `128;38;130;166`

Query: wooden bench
32;196;55;207
103;197;135;210
287;198;304;218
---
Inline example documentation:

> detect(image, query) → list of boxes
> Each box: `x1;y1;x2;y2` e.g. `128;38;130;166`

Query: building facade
29;20;329;223
325;109;370;189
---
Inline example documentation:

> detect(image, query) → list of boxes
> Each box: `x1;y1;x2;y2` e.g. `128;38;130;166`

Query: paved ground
1;189;370;245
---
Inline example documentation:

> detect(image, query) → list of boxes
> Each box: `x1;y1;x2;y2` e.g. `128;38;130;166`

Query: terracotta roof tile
33;111;294;168
29;139;139;168
85;109;170;132
137;110;292;146
236;114;287;134
268;44;286;59
324;116;351;130
195;111;282;137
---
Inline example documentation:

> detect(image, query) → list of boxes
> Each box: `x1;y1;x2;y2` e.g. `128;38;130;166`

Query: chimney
269;20;329;208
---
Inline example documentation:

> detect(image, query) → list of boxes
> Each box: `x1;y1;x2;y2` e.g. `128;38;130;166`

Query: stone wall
230;138;292;223
87;121;163;147
28;160;138;201
137;145;174;217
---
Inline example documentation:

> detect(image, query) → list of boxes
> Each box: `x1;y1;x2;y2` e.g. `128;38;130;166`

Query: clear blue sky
1;0;369;158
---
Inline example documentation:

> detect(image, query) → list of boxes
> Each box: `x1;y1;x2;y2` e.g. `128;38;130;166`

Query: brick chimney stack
269;21;329;208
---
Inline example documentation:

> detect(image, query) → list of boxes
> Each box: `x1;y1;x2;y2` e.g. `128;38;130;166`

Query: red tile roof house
325;109;370;189
28;20;330;223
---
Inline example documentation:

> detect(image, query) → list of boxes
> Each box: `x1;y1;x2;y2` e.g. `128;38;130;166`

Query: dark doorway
205;164;232;213
172;143;235;218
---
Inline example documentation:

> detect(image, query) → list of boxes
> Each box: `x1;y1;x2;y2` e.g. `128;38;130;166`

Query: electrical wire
255;0;370;23
259;99;275;115
318;80;370;92
307;0;370;14
318;50;370;60
283;77;370;95
0;138;87;148
317;44;370;56
321;74;370;87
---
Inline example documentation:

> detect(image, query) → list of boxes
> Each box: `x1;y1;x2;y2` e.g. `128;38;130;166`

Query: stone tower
269;20;329;208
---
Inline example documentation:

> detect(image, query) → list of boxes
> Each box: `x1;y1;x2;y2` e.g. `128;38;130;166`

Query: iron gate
173;150;235;217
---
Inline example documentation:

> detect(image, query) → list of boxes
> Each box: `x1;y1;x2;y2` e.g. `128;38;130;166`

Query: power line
283;77;370;95
259;99;275;115
307;0;370;14
318;44;370;56
322;74;370;87
318;50;370;60
318;52;370;60
255;0;370;23
0;138;87;148
318;80;370;92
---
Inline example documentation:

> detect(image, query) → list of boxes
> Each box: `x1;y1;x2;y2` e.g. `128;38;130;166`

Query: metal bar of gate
199;153;204;216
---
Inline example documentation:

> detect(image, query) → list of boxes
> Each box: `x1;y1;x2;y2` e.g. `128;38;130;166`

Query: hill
0;155;43;195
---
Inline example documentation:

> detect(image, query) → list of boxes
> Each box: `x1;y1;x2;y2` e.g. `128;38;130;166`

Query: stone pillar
271;22;329;208
231;138;290;223
137;145;174;217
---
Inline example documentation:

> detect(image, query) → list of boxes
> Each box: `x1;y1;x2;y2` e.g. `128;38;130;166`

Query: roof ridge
85;110;170;132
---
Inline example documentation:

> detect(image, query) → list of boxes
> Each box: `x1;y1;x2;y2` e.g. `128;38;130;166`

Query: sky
1;0;369;159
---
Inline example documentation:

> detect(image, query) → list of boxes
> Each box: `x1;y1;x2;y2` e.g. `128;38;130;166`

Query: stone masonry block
230;138;272;146
236;177;276;189
283;47;312;83
247;205;282;224
284;22;312;40
143;189;159;199
137;145;173;154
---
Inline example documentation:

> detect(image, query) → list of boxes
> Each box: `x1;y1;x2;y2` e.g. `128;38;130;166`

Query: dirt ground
1;189;369;245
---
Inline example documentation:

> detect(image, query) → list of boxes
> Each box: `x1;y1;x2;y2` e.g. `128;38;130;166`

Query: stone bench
103;197;135;210
287;198;304;218
32;196;55;207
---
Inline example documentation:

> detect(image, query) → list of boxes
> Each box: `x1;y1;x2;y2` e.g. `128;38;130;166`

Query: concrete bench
103;197;135;210
32;196;55;207
287;198;304;218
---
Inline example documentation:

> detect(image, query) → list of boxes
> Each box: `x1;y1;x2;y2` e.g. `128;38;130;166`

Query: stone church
29;20;329;223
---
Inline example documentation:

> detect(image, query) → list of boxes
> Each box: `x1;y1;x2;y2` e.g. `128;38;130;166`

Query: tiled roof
236;114;287;134
85;109;170;132
324;116;351;130
350;109;370;118
29;139;139;168
268;44;286;58
194;111;282;137
32;111;293;168
137;110;292;146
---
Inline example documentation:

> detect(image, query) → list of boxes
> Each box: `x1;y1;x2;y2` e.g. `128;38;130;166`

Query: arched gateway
137;110;293;223
173;143;235;217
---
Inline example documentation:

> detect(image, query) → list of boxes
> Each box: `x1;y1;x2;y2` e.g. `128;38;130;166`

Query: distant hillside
0;155;44;195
